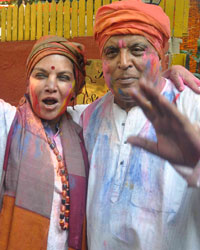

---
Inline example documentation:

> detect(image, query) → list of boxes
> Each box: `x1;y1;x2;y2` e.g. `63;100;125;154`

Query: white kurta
81;79;200;250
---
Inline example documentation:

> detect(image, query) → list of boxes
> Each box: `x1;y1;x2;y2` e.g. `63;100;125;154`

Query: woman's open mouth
42;97;58;109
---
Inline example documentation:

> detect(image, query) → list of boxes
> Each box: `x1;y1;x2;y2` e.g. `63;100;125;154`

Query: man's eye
131;46;146;56
104;48;118;58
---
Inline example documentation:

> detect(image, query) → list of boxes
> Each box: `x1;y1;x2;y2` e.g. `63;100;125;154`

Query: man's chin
114;95;137;111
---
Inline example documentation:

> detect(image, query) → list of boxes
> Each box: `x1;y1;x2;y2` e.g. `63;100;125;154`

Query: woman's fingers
183;77;200;94
162;65;200;94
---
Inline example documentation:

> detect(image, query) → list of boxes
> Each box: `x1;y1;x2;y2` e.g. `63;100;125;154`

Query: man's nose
119;50;133;69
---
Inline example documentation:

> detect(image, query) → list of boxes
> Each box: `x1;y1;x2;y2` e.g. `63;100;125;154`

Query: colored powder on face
146;59;151;72
72;80;76;89
151;56;159;74
58;86;73;114
30;85;40;114
143;50;160;85
118;88;126;96
102;60;112;89
51;66;55;70
58;79;76;114
118;39;126;49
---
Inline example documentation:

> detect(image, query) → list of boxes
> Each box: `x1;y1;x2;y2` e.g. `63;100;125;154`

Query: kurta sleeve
173;87;200;187
0;100;16;181
67;104;88;125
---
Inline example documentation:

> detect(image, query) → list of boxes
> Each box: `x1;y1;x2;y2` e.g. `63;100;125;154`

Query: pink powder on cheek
142;48;153;63
30;85;41;115
150;55;159;74
58;86;73;115
102;60;113;89
142;52;147;61
143;51;160;84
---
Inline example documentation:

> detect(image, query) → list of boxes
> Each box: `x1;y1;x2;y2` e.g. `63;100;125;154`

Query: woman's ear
26;79;30;93
26;85;30;95
70;93;76;101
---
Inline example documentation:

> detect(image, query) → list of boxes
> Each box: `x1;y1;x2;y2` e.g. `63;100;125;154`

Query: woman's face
28;54;75;123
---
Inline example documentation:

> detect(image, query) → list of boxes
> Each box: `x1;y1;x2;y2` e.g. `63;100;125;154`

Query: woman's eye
35;73;47;79
58;75;71;81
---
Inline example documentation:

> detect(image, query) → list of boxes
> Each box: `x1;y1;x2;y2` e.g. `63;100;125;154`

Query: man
80;1;200;249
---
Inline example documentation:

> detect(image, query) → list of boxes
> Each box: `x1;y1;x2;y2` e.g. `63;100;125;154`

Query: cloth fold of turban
26;35;86;96
94;0;170;60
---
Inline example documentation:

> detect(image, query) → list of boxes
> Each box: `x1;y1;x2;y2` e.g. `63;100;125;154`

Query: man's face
102;35;161;111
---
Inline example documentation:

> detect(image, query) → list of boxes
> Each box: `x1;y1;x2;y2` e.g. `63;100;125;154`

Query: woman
0;35;88;250
80;1;200;250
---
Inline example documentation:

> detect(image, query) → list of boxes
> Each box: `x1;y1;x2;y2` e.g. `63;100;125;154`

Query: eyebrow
32;68;73;75
32;67;47;73
104;42;148;51
130;42;146;47
103;45;118;53
57;71;73;75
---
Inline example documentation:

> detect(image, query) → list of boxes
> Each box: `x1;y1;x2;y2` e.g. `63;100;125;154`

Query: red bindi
51;66;55;70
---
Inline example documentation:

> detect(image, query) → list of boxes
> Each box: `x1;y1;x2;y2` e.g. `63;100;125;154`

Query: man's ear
161;54;169;71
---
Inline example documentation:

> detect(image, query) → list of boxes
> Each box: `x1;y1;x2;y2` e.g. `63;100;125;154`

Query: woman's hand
162;65;200;94
127;77;200;167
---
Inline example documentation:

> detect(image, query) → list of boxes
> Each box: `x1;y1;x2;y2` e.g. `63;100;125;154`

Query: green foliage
180;49;193;70
180;49;193;55
0;0;44;6
0;1;10;4
194;73;200;79
180;39;200;78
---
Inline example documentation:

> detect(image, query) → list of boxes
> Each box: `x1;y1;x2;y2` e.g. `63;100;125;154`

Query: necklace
46;134;70;231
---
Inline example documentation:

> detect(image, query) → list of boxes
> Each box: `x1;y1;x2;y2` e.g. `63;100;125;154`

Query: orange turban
26;35;86;96
94;0;170;60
